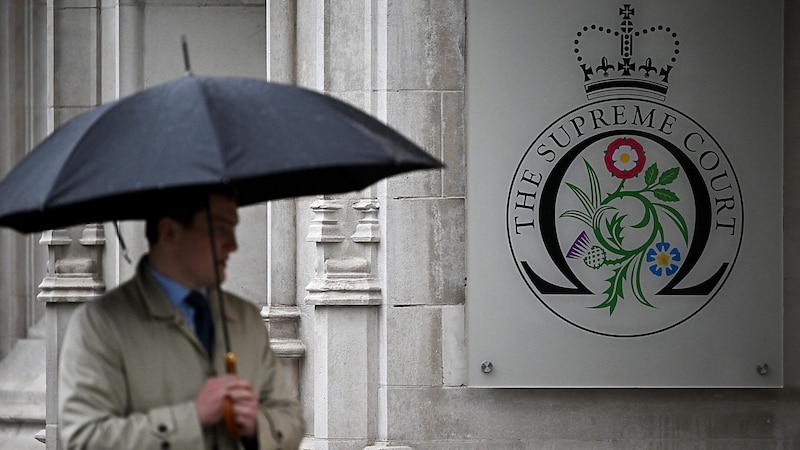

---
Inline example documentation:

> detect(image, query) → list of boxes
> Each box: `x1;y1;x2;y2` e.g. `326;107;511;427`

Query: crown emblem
575;4;679;101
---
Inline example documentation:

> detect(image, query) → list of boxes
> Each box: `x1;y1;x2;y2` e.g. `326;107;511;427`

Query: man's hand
194;375;259;437
227;379;259;437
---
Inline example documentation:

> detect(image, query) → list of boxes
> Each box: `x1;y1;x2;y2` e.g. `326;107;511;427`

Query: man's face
171;194;239;289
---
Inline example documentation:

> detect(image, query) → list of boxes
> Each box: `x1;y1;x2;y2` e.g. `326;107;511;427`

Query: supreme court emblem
506;5;742;337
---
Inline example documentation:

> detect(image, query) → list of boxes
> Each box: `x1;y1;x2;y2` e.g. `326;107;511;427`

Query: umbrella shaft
204;198;232;354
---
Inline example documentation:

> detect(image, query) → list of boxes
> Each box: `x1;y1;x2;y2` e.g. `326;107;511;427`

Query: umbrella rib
38;103;119;213
194;78;228;179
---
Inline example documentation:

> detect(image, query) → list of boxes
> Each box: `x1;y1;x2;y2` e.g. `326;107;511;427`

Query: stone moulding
261;305;306;359
37;227;105;303
305;257;381;306
306;199;345;243
351;199;381;243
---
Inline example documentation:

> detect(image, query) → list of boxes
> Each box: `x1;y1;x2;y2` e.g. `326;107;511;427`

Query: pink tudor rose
604;137;646;179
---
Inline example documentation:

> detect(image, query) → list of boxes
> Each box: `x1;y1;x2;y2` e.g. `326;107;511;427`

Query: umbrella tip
181;35;193;76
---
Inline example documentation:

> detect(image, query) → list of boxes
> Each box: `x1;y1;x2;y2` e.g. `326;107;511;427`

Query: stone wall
298;1;800;448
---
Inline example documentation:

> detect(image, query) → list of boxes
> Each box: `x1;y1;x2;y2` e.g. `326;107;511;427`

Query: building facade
0;1;798;449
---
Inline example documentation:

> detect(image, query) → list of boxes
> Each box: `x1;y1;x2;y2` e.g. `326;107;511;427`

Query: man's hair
145;187;237;245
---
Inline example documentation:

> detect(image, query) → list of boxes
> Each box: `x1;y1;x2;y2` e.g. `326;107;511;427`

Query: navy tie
185;291;214;357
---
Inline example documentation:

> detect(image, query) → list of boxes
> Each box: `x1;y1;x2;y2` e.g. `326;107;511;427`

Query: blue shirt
146;263;206;334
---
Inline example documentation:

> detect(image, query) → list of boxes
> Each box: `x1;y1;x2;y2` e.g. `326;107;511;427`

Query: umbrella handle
223;352;244;436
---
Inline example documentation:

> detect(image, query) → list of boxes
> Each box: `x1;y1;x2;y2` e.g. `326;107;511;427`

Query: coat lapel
134;260;212;361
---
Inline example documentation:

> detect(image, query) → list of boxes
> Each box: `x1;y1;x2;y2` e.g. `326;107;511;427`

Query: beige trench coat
59;259;305;450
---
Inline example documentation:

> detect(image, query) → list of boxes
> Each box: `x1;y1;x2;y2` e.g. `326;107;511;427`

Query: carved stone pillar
38;225;105;449
262;0;305;403
306;198;381;449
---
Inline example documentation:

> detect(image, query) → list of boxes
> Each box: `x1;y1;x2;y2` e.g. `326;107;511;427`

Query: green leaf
605;213;626;247
560;210;593;227
644;163;659;185
593;266;627;315
655;203;689;244
565;182;594;215
630;200;652;229
658;167;680;185
652;189;679;202
584;160;602;210
630;255;655;308
592;205;615;229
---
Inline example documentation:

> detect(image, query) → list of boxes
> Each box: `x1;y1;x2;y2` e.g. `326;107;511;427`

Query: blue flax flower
647;242;681;276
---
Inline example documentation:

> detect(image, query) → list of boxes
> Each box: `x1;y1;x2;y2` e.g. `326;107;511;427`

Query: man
59;192;305;449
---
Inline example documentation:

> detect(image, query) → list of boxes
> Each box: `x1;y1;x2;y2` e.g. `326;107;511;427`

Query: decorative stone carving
37;228;105;303
306;198;383;306
261;305;305;358
306;256;381;306
351;199;381;243
306;199;345;243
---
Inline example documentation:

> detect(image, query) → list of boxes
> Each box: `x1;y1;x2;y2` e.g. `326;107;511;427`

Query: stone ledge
0;403;45;424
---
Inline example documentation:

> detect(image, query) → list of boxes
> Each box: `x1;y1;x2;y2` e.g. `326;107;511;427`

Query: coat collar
135;256;233;321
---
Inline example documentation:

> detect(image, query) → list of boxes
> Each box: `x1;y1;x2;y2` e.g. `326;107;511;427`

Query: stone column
38;226;105;449
306;199;381;450
262;198;305;399
0;3;25;363
263;0;305;400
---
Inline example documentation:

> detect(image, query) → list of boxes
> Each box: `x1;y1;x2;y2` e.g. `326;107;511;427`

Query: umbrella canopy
0;75;442;233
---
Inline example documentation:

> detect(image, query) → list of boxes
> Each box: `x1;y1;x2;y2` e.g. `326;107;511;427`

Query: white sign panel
467;0;783;387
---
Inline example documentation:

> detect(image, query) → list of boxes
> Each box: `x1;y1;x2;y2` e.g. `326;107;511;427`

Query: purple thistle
566;231;591;259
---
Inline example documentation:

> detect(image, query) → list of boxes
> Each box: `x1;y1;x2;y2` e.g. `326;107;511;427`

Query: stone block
266;0;296;84
44;302;83;426
225;203;267;304
52;7;98;108
98;1;125;102
385;197;464;306
363;446;413;450
385;386;472;443
138;0;264;5
52;106;92;128
384;388;800;448
329;90;370;116
265;199;297;305
386;306;441;387
442;91;465;198
53;0;99;8
295;0;321;88
385;90;443;199
441;305;466;387
326;0;368;92
385;0;464;91
296;197;317;295
312;439;371;450
314;306;377;441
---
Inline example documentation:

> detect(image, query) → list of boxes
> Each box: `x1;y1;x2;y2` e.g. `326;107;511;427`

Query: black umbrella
0;74;441;233
0;71;442;437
